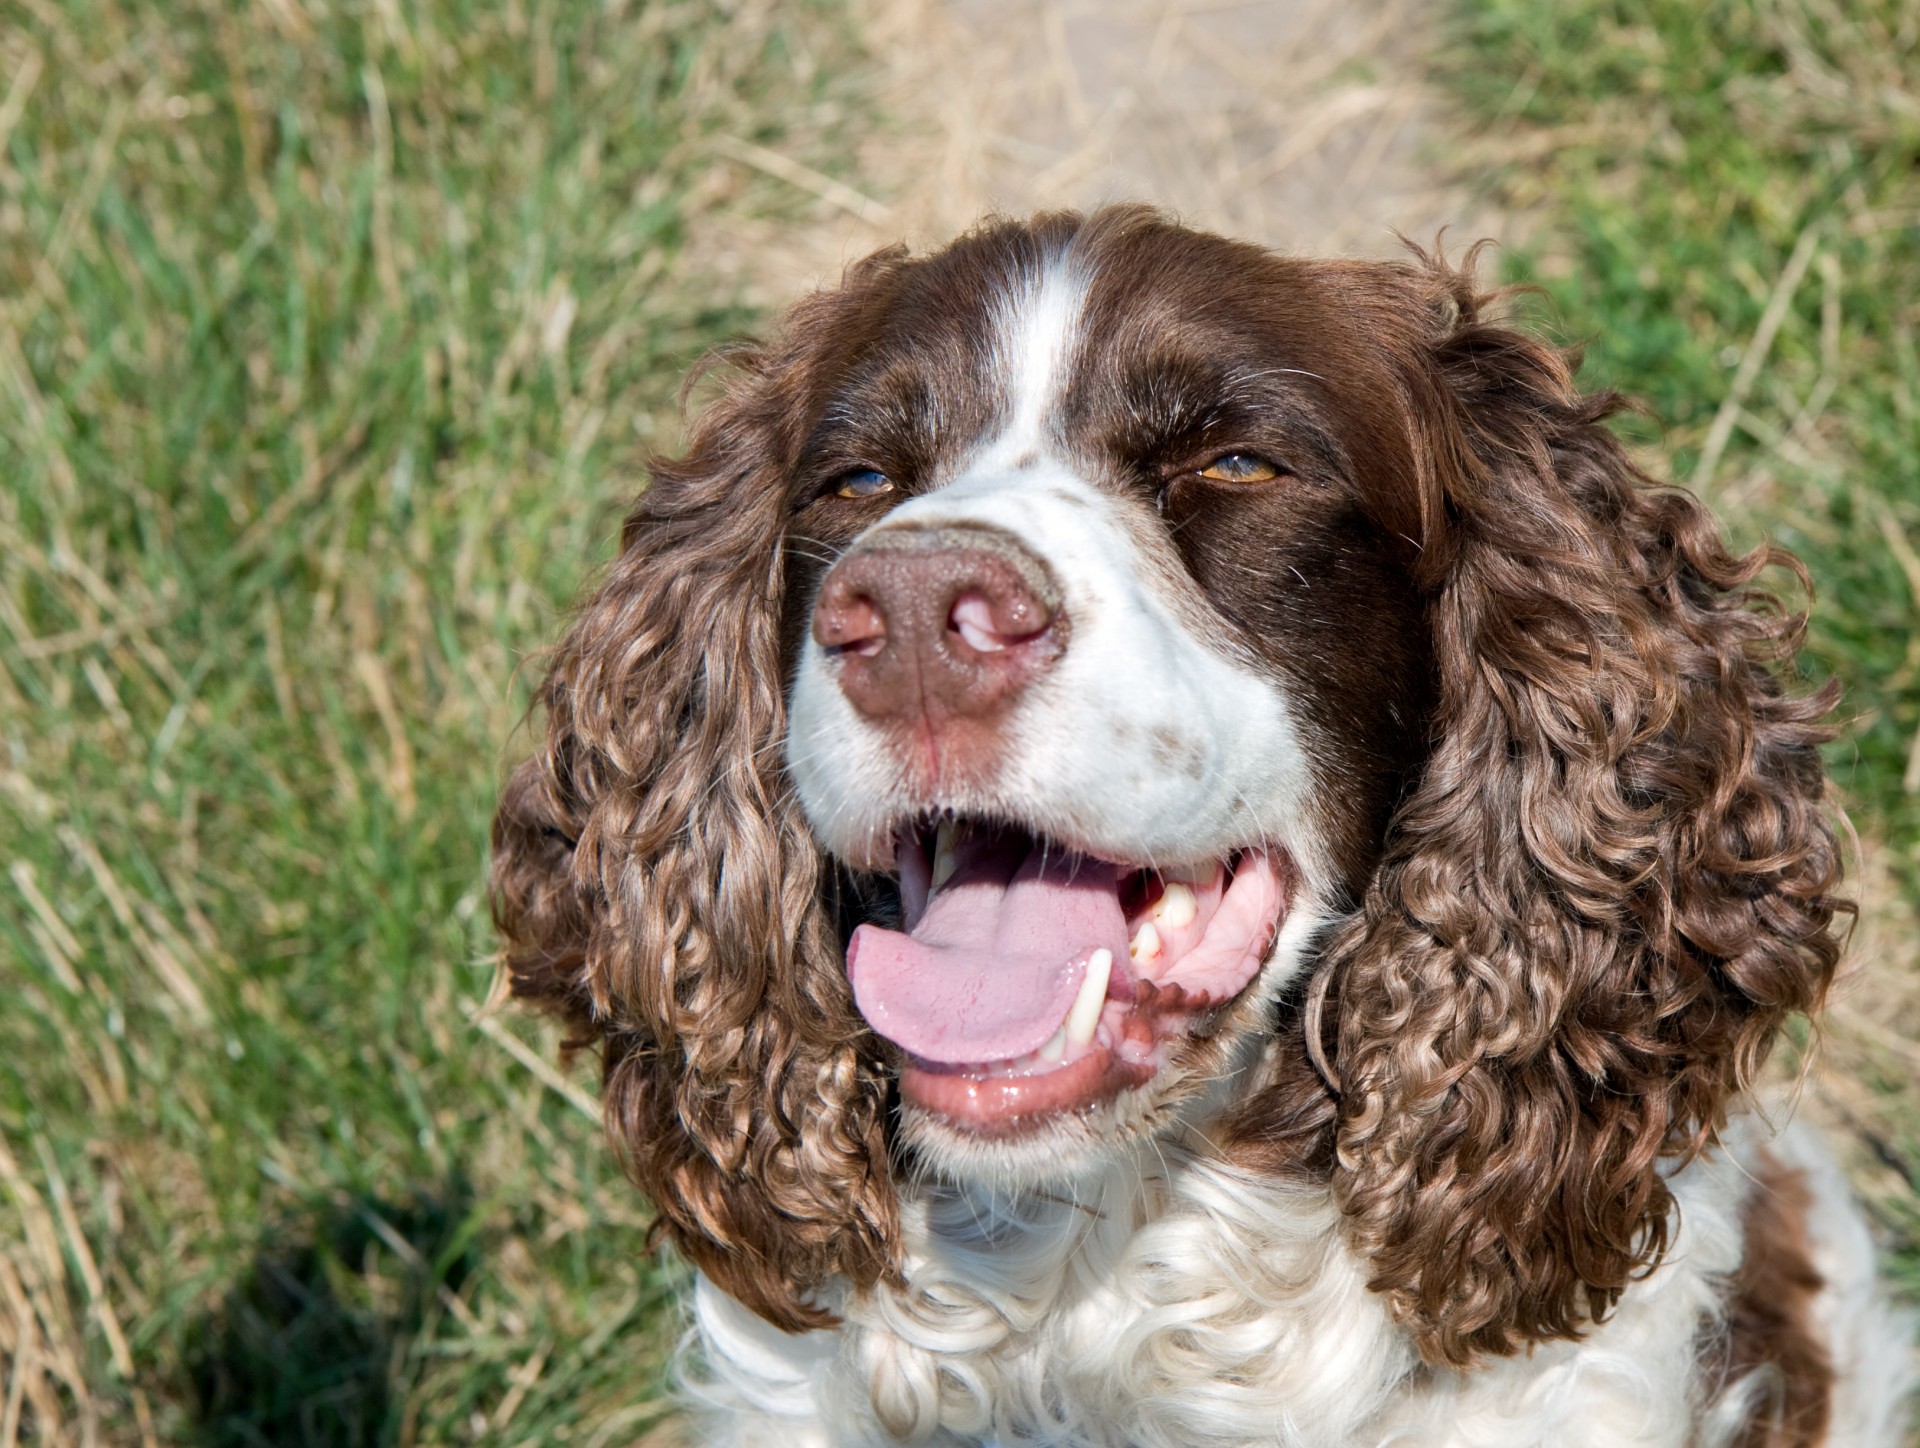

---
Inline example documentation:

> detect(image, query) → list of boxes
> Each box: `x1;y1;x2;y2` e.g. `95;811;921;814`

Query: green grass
1441;0;1920;1300
0;1;867;1442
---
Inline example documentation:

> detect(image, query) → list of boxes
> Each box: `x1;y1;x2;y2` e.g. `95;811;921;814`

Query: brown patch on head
1703;1149;1836;1447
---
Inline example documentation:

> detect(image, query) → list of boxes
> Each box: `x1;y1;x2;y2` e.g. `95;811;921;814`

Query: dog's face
492;208;1841;1364
777;219;1432;1178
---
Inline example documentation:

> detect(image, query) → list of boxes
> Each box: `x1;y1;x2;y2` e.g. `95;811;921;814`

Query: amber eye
834;468;895;500
1196;453;1282;483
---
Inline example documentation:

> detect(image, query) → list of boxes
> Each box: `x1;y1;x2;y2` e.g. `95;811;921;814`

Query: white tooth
1129;921;1162;964
1154;882;1197;929
930;820;959;892
1039;1025;1068;1061
1065;948;1113;1047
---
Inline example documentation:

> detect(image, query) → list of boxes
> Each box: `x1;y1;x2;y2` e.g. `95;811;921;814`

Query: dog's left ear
1318;253;1847;1367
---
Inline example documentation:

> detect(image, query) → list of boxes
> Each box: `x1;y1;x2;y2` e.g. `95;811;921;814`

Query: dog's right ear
490;276;909;1331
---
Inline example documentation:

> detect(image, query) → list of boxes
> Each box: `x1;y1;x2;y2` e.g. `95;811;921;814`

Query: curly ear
1324;254;1846;1366
490;326;898;1331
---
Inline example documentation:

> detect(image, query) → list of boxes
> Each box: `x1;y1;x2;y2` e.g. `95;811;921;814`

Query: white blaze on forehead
977;254;1088;471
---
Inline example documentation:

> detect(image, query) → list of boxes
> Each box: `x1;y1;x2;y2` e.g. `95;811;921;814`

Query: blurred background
0;0;1914;1442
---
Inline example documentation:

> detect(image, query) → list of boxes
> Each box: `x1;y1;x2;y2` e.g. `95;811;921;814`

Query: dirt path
889;0;1480;250
733;0;1494;303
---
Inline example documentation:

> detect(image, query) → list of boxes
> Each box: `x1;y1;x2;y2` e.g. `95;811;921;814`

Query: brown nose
812;526;1064;725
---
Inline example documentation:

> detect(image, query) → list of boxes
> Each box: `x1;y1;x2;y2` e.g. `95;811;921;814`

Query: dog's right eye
834;468;896;500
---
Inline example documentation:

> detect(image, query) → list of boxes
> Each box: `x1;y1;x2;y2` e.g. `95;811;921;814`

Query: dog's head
491;209;1843;1365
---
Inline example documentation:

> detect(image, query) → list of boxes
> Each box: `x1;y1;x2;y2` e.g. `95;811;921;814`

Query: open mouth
845;819;1291;1136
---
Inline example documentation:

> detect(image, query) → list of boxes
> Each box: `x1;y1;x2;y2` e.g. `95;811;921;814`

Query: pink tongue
847;834;1128;1064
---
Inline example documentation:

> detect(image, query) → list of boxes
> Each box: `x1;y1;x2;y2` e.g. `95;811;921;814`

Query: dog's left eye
1195;453;1283;483
834;468;896;500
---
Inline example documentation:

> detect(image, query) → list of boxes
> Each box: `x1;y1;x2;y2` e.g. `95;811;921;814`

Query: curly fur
1305;253;1846;1365
491;290;904;1329
490;209;1904;1445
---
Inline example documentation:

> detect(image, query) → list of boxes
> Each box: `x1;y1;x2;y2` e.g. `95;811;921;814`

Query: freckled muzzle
811;523;1066;728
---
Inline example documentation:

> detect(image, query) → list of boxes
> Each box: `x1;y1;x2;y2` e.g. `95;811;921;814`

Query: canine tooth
1065;948;1113;1047
1154;882;1197;929
1129;921;1162;964
930;820;959;891
1039;1025;1068;1062
1163;863;1207;885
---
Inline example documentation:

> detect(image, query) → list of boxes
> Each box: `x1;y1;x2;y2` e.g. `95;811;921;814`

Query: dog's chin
893;1005;1275;1189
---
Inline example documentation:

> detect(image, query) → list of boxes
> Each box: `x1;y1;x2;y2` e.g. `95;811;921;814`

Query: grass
1440;0;1920;1302
0;0;870;1442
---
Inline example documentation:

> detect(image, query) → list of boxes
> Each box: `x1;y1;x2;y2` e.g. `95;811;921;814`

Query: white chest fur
680;1130;1806;1448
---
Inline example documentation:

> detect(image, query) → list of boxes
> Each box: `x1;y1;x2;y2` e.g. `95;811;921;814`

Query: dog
491;208;1913;1447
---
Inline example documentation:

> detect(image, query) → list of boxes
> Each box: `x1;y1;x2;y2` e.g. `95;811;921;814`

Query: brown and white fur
491;209;1914;1447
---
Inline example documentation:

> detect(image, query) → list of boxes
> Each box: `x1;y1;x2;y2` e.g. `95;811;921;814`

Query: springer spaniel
491;209;1914;1447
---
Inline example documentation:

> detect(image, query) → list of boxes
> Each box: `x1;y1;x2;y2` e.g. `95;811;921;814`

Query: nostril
817;594;888;657
949;590;1050;655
